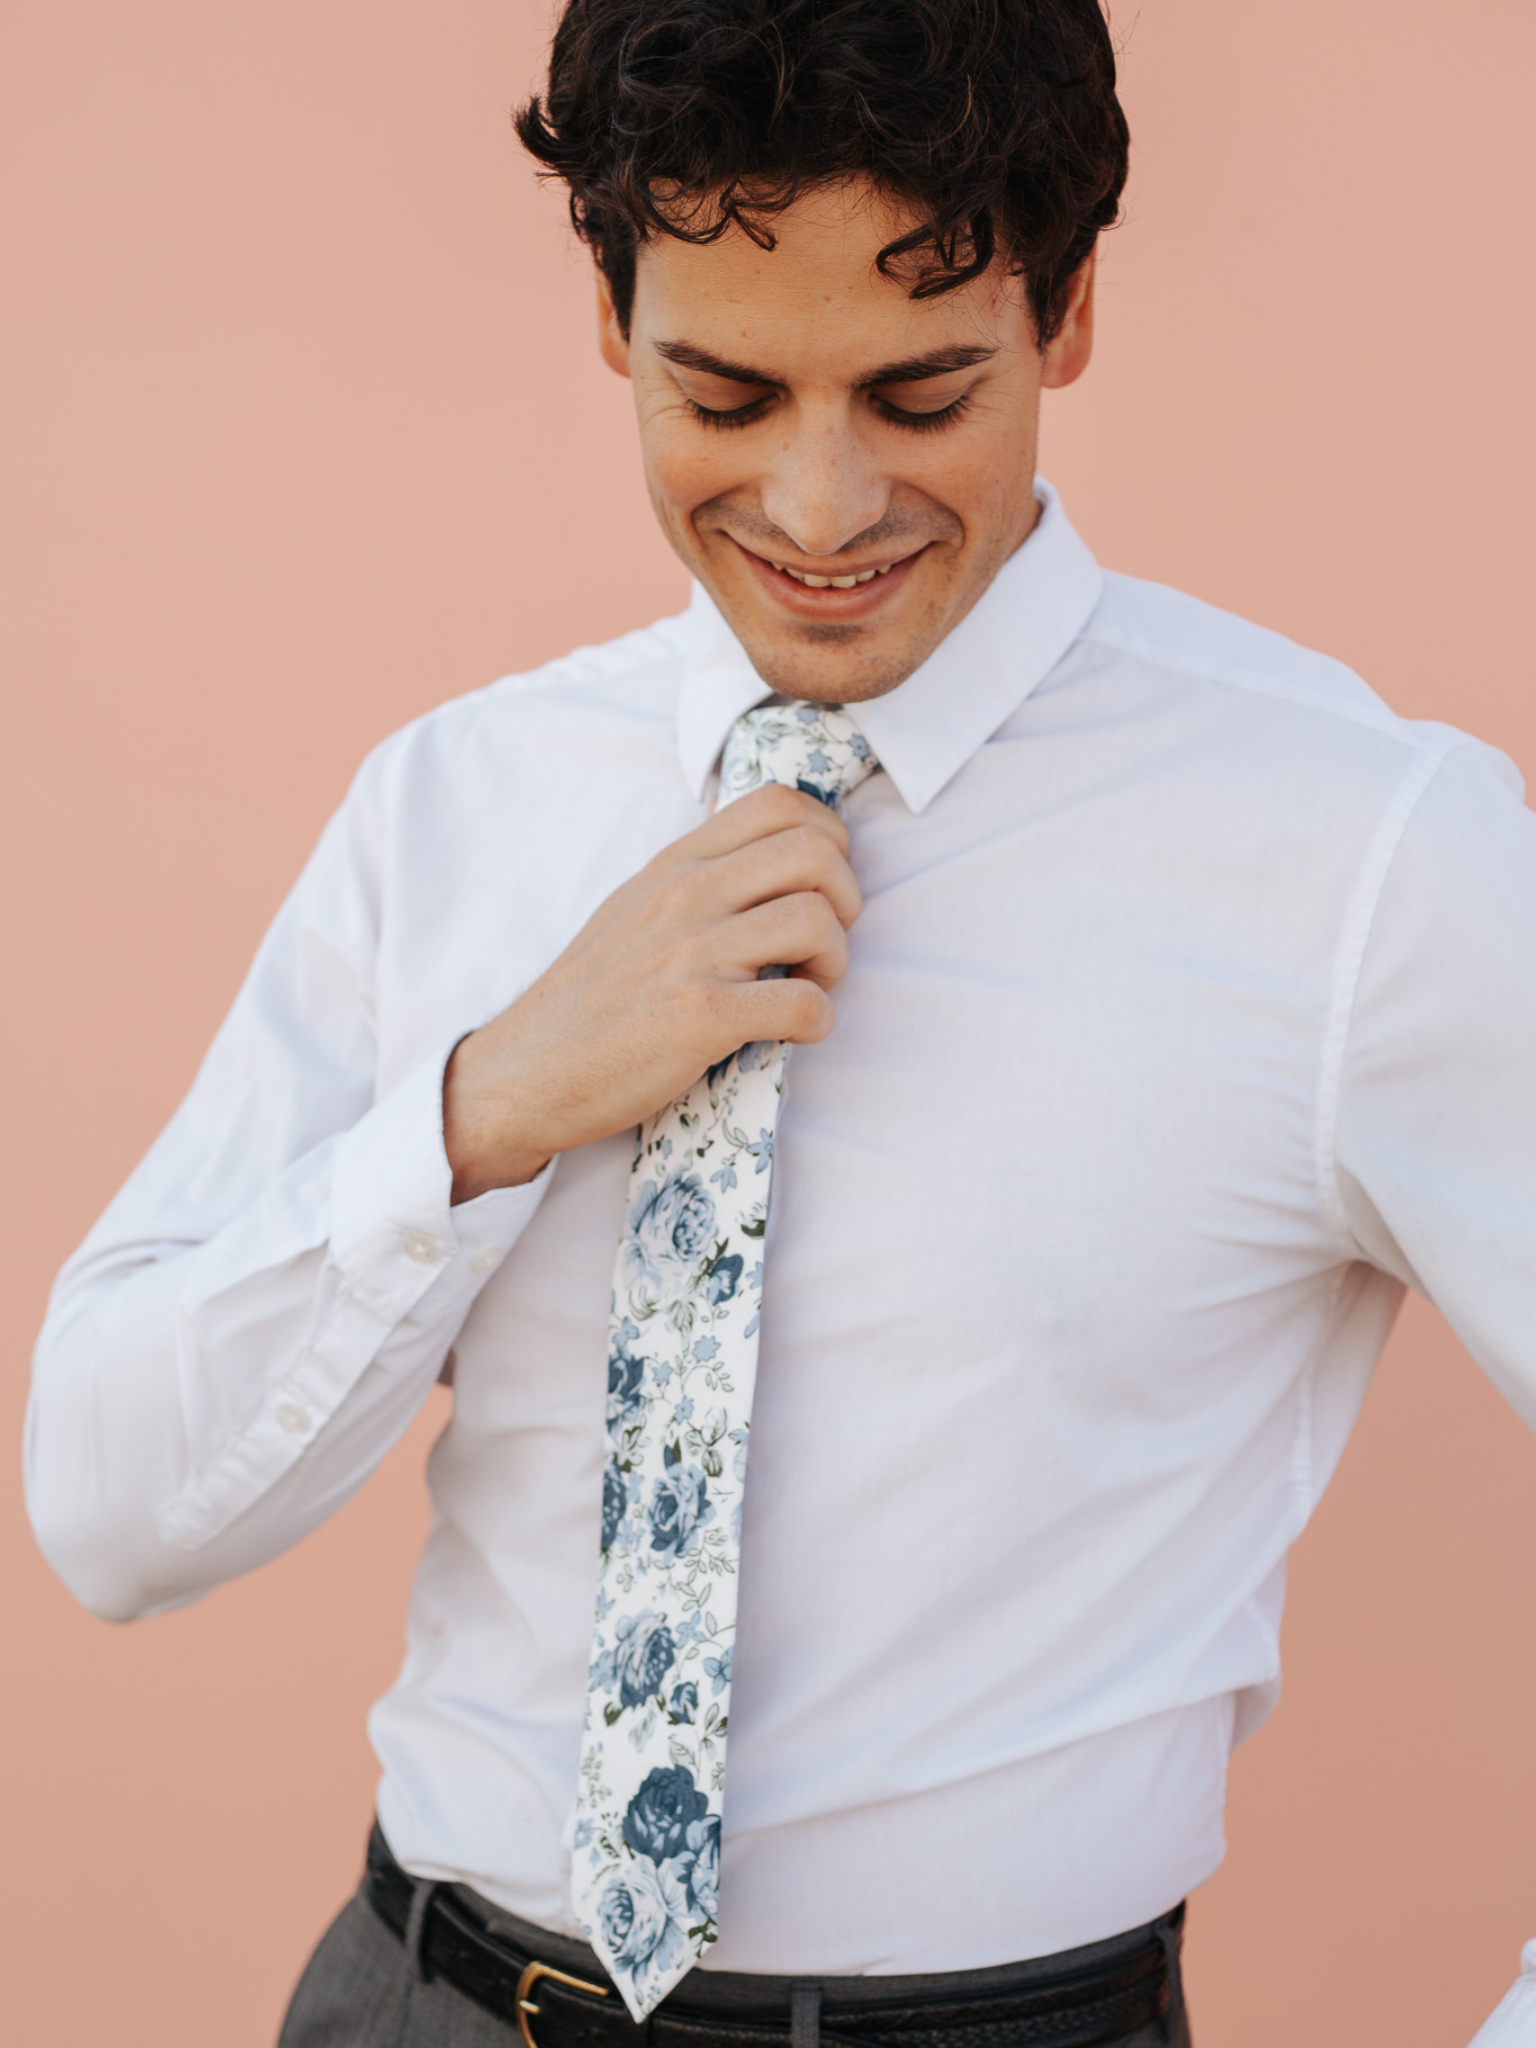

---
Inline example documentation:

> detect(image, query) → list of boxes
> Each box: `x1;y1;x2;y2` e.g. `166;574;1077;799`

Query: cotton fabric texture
27;486;1536;2029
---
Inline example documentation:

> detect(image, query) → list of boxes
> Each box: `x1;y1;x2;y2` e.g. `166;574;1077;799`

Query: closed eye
870;392;975;434
681;394;776;430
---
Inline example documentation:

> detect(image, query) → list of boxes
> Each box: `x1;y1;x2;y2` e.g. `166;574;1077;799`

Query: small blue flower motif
572;1816;595;1851
705;1254;743;1305
649;1455;715;1561
848;733;871;759
673;1395;694;1423
668;1680;698;1724
747;1263;764;1291
600;1460;627;1551
708;1161;738;1193
610;1610;677;1708
794;703;820;724
703;1644;733;1697
676;1612;705;1647
651;1362;673;1389
691;1337;720;1364
745;1129;774;1174
806;747;831;774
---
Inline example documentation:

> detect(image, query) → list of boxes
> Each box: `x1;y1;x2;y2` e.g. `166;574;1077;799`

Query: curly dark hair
514;0;1130;346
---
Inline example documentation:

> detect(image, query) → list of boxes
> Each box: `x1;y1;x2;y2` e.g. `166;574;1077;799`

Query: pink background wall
4;3;1535;2042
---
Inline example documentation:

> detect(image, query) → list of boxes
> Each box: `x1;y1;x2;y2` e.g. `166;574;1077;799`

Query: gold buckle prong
515;1959;612;2048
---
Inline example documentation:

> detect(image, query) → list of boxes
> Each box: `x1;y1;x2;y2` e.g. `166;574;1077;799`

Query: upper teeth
778;564;887;587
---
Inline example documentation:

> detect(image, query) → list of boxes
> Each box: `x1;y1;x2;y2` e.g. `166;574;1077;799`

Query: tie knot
719;702;879;812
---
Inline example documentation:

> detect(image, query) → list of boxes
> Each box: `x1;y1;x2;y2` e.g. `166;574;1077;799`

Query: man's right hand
442;784;863;1202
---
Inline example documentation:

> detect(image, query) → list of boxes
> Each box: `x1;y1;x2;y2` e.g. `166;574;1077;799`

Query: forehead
631;179;1029;375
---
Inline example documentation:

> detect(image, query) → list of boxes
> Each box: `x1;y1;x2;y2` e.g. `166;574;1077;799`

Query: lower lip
729;536;927;620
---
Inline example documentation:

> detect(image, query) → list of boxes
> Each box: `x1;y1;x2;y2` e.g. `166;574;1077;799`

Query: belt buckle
516;1958;614;2048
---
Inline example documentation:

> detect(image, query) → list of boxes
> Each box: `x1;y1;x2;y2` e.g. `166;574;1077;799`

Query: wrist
443;1031;556;1201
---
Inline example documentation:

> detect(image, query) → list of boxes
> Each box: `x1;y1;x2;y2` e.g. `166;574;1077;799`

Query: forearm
27;1057;552;1620
25;1247;406;1621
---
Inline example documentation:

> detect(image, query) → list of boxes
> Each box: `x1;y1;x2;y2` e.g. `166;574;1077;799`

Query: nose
757;405;891;560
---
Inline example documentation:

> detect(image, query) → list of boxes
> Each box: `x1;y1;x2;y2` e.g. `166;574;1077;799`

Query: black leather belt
363;1827;1183;2048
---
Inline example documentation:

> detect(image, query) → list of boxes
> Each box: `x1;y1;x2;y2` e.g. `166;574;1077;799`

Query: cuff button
277;1402;311;1436
404;1230;442;1264
470;1245;504;1275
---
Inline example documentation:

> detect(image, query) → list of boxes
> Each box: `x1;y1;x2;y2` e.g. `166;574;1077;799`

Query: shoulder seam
1081;618;1408;743
1313;730;1477;1255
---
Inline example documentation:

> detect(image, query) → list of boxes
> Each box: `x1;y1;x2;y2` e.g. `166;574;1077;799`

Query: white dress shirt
26;486;1536;2019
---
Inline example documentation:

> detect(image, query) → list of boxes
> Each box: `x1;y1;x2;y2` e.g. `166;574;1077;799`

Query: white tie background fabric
571;703;878;2018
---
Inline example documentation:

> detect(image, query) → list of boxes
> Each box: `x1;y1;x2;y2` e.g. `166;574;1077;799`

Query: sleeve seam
1314;732;1474;1258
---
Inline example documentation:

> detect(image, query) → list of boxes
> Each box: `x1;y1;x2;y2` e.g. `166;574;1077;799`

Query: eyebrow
652;339;998;388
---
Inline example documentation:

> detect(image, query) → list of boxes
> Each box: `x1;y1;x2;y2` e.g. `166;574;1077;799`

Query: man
24;0;1536;2042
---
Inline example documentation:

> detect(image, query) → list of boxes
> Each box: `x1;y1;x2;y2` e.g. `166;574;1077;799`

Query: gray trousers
278;1885;1191;2048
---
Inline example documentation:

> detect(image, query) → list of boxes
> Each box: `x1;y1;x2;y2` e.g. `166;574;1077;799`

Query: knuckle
756;783;804;824
680;976;727;1037
787;982;828;1034
796;823;841;871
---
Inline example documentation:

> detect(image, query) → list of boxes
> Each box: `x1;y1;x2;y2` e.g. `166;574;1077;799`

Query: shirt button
277;1402;310;1436
470;1245;503;1275
404;1230;441;1264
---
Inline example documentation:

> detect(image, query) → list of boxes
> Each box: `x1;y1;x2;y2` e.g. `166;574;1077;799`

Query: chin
737;623;922;704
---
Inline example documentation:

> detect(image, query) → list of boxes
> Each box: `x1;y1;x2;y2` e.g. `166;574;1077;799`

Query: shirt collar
675;480;1104;813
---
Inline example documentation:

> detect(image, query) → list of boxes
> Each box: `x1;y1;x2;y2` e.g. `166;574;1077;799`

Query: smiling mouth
731;536;927;591
775;561;889;588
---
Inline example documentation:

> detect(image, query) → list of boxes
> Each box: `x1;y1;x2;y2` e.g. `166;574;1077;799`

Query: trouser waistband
363;1825;1186;2048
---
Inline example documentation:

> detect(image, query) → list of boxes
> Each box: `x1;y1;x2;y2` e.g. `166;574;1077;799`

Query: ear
1040;247;1096;391
596;269;632;380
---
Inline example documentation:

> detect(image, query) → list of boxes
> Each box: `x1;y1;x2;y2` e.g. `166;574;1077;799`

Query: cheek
638;414;748;520
903;438;1025;537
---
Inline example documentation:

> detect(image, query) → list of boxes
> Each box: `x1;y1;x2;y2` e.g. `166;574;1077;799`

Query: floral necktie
571;702;879;2019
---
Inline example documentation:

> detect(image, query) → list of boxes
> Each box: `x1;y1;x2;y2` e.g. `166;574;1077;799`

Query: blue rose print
625;1174;718;1290
649;1454;714;1561
681;1813;721;1919
597;1860;690;1990
600;1460;627;1552
611;1610;676;1709
608;1336;647;1432
704;1254;743;1305
572;706;883;2014
622;1764;710;1862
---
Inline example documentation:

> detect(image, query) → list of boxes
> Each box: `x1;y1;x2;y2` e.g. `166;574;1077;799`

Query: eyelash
682;393;974;435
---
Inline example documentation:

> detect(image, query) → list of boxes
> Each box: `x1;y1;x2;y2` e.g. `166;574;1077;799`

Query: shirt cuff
330;1037;552;1315
156;1043;554;1549
1469;1942;1536;2045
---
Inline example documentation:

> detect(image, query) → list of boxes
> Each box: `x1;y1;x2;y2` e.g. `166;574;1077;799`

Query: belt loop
1154;1904;1186;2045
790;1982;822;2048
404;1879;442;1984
